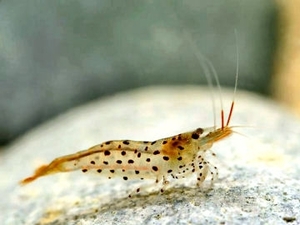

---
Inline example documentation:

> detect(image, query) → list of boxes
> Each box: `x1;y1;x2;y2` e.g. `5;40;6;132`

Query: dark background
0;0;277;146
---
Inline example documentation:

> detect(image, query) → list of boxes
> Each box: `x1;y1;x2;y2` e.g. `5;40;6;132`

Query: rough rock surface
0;86;299;225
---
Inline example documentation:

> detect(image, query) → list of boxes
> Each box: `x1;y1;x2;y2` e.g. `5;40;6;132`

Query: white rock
1;86;300;225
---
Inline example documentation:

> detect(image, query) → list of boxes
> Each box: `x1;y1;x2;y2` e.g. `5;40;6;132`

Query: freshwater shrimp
20;39;239;197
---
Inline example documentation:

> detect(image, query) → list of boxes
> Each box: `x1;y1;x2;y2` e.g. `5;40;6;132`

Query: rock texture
0;86;299;225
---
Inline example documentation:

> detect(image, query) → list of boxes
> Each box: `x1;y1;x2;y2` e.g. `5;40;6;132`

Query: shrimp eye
192;128;203;140
196;128;204;134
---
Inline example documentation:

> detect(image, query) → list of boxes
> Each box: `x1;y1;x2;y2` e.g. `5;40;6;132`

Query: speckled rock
0;86;299;225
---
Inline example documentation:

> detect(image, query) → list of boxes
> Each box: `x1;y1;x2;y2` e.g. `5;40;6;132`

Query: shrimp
20;33;239;197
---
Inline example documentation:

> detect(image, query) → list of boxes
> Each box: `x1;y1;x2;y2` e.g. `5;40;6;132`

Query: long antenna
196;52;217;129
226;29;239;127
202;58;224;129
184;32;224;130
171;3;225;130
183;32;224;131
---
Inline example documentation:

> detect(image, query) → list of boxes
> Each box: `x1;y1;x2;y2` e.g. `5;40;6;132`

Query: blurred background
0;0;298;147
